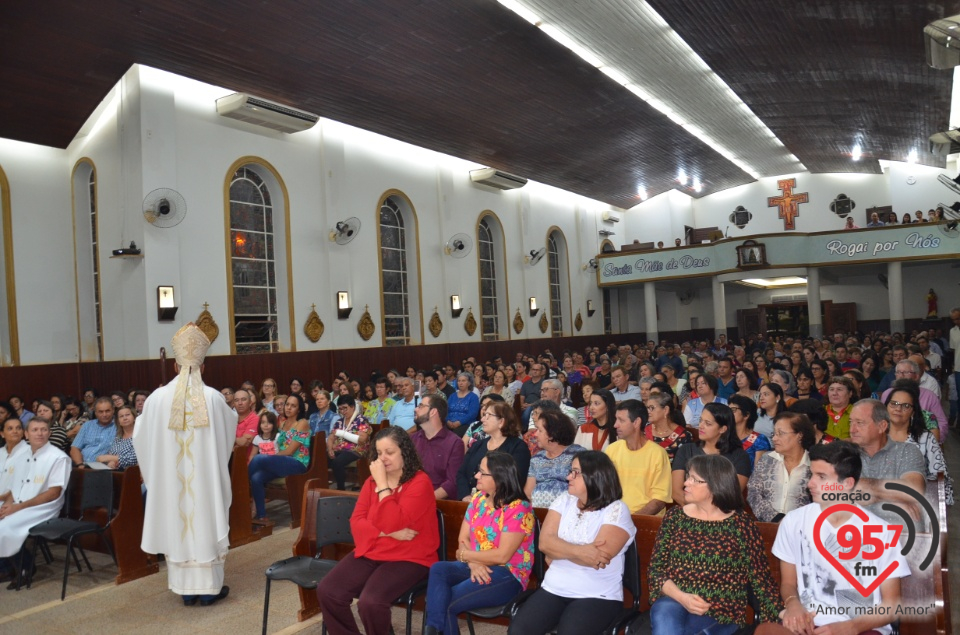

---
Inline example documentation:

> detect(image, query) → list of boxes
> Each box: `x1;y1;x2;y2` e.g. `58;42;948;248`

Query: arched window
378;193;423;346
547;229;570;337
72;159;101;360
477;213;508;341
229;166;279;354
0;165;16;365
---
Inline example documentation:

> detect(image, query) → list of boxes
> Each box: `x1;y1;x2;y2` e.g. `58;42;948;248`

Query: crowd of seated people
0;320;954;628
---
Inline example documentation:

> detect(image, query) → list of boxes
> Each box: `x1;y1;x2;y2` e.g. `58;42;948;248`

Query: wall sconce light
451;294;463;318
157;285;178;321
529;297;539;316
337;291;353;320
587;299;596;317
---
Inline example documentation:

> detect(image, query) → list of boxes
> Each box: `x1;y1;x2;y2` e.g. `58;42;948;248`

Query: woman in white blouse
509;450;636;635
746;412;814;522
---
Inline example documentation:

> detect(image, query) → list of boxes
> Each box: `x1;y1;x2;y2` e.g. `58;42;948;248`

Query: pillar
711;276;726;340
806;267;823;338
888;261;904;333
644;282;658;343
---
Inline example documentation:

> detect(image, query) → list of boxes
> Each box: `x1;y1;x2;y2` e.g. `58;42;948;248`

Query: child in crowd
250;411;278;462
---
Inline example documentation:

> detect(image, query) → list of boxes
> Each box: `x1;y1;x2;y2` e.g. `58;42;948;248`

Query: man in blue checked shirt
69;397;117;465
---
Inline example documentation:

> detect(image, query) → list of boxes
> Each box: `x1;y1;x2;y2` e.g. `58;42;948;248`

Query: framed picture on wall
736;239;767;268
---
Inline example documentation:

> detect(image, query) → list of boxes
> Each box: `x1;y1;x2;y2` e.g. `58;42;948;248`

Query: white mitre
168;323;211;430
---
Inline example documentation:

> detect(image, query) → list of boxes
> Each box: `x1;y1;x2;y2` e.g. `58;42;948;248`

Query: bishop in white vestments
133;323;237;605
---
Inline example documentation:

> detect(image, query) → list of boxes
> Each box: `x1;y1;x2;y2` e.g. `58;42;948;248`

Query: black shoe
182;595;198;606
5;567;34;590
199;586;229;606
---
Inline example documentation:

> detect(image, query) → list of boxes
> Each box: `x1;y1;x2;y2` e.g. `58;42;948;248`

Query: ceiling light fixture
692;178;703;193
852;144;862;161
907;149;918;163
677;169;688;186
637;186;648;201
496;1;804;182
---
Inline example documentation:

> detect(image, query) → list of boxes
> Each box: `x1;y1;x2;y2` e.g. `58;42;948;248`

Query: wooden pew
228;445;270;544
66;467;159;584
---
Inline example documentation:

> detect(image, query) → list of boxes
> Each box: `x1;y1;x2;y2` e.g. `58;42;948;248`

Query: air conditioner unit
469;168;527;190
771;294;806;304
925;14;960;69
602;211;621;223
216;93;319;133
929;129;960;155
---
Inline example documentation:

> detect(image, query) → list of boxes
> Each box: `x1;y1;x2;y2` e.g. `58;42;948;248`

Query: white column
644;282;658;343
888;261;904;333
807;268;823;338
711;276;726;340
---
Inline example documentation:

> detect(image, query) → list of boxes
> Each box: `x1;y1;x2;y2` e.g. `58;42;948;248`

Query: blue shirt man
70;398;117;463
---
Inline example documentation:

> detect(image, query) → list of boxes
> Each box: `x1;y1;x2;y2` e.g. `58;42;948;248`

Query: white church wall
0;139;73;364
0;65;956;365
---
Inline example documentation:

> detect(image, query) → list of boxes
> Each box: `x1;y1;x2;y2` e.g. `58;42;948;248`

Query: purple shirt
411;425;465;499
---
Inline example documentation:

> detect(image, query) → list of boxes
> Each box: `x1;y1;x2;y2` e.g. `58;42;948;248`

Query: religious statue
927;289;938;318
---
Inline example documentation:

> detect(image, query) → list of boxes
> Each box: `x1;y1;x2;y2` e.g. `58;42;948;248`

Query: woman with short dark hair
510;451;636;635
747;412;815;522
682;374;726;428
728;393;771;471
824;375;856;439
649;454;782;635
524;410;585;508
456;401;529;500
425;452;535;635
573;388;617;452
755;382;786;438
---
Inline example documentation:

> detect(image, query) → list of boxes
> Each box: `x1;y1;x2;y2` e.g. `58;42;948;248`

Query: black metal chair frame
463;518;545;635
395;508;446;635
20;469;117;600
261;495;357;635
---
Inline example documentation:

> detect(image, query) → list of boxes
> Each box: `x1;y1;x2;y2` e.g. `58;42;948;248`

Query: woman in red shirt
317;426;439;635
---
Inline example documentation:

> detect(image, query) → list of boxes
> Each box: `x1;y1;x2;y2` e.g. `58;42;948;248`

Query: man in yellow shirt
605;399;672;515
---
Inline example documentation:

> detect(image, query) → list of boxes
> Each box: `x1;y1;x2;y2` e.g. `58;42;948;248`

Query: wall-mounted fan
677;289;696;305
937;202;959;238
525;248;546;265
143;188;187;228
444;233;473;258
878;273;889;289
582;258;598;272
328;217;361;245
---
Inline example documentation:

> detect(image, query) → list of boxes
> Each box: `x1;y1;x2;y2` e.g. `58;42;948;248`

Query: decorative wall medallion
538;312;548;333
304;304;324;342
574;311;583;332
729;206;752;229
767;178;808;230
513;309;524;335
357;305;375;341
829;193;856;218
464;309;477;336
196;303;219;343
428;307;443;338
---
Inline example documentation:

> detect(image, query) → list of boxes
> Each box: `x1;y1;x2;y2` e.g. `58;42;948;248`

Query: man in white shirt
609;367;641;404
907;354;941;399
771;441;909;635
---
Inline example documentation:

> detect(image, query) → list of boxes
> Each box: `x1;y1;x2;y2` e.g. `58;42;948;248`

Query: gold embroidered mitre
168;323;211;431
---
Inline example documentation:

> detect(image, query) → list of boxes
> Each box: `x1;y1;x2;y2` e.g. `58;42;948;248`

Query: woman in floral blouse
248;393;312;522
424;452;535;635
